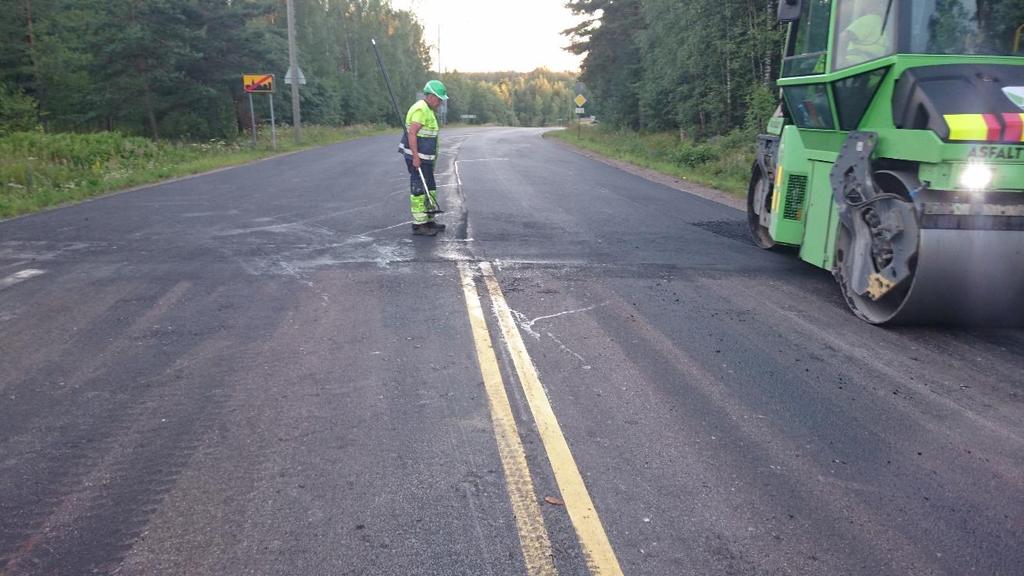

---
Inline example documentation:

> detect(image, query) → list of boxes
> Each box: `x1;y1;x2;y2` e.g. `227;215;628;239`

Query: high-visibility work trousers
405;157;437;225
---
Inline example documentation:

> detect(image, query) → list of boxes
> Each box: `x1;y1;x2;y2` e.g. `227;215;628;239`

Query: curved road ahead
1;127;1022;575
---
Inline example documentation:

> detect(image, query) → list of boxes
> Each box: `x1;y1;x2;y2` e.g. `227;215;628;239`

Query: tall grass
0;124;387;219
547;125;754;196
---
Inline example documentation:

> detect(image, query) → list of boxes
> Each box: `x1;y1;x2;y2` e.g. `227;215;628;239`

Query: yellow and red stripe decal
944;113;1024;142
944;114;997;141
1002;113;1024;142
983;114;1002;141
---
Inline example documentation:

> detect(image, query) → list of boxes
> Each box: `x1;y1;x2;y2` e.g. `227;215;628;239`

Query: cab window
834;0;897;70
907;0;1024;56
782;0;834;77
783;84;836;129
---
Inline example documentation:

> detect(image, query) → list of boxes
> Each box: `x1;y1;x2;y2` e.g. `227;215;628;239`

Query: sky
390;0;586;73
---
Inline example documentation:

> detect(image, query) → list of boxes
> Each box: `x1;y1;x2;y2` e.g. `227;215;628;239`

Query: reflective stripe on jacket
398;99;439;162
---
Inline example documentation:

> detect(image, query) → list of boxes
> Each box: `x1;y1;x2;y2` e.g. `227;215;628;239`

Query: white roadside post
269;92;277;150
248;91;257;146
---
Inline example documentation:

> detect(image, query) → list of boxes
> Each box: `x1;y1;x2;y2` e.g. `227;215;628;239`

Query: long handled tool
370;38;404;126
371;38;443;214
418;167;443;215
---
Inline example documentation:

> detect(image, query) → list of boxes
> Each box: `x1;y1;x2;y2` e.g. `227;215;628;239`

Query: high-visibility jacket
399;99;439;163
840;15;890;67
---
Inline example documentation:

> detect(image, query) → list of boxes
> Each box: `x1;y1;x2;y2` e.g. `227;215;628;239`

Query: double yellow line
458;261;623;576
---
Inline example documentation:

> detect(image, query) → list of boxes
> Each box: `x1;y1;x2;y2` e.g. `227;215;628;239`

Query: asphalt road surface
1;127;1022;576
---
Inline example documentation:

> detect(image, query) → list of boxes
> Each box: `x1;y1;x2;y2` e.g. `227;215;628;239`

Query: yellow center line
479;261;624;576
457;263;558;576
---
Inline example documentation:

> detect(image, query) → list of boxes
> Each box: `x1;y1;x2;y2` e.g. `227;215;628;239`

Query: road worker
400;80;448;236
836;0;894;68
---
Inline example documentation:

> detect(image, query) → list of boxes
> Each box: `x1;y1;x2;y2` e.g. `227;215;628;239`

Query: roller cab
749;0;1024;325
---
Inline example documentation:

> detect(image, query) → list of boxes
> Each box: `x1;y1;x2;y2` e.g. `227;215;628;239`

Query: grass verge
1;124;389;219
545;125;754;197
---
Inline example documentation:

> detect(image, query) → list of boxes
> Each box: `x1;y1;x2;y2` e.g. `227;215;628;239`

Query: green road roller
749;0;1024;324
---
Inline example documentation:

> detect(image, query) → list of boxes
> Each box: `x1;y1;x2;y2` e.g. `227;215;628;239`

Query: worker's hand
412;156;421;168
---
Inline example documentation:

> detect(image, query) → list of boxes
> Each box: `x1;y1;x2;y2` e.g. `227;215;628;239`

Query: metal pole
371;38;405;126
248;92;257;146
269;93;277;150
286;0;301;144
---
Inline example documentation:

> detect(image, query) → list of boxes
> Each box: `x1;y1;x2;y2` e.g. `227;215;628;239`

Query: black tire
746;163;775;249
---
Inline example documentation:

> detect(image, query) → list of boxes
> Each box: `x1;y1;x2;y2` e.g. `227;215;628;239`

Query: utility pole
286;0;301;144
436;25;447;125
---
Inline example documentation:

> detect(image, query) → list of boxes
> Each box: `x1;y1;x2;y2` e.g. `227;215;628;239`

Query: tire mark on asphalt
0;283;248;574
712;275;1024;444
584;279;950;574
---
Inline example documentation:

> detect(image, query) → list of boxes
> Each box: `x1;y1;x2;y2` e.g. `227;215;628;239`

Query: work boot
426;221;446;232
412;223;437;236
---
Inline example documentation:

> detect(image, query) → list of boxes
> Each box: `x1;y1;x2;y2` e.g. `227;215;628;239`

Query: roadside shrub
745;84;779;133
160;94;239;140
549;124;756;195
0;84;39;136
674;142;716;167
1;131;160;168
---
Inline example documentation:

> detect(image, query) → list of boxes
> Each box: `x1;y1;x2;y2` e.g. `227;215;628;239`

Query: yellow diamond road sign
574;94;587;107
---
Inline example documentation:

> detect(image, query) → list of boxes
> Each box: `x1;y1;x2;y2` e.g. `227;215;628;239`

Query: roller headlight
960;163;993;192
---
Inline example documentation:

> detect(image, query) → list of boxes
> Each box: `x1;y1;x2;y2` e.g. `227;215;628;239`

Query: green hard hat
423;80;448;101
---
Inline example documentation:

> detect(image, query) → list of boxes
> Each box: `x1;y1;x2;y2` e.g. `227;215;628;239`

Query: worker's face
425;94;441;110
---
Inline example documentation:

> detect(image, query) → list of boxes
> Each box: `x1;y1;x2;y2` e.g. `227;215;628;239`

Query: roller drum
889;229;1024;325
844;228;1024;326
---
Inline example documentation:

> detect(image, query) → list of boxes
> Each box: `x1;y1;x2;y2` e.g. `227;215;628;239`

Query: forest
0;0;579;140
441;70;578;127
1;0;433;139
565;0;1024;138
6;1;1024;142
565;0;786;137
